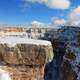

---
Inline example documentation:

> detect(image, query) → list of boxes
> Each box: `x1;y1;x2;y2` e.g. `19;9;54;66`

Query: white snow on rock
0;36;52;47
0;69;11;80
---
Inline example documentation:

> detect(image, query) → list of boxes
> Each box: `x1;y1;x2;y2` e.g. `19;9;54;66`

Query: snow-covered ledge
0;36;53;65
0;36;52;47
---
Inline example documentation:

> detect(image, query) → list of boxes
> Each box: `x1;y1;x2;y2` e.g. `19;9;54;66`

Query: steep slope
0;38;53;80
44;26;80;80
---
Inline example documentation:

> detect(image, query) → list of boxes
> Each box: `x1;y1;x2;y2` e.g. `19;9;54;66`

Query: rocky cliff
0;37;53;80
44;26;80;80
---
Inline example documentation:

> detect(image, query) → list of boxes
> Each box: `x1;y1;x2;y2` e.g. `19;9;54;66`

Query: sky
0;0;80;25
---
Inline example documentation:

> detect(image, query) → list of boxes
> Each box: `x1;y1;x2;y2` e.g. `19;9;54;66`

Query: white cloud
53;19;66;25
31;20;45;26
70;6;80;21
68;6;80;26
27;0;70;9
51;6;80;27
51;17;66;26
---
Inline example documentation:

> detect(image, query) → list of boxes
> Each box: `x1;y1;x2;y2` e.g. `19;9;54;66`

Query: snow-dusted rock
0;36;52;47
0;37;53;66
44;26;80;80
0;36;53;80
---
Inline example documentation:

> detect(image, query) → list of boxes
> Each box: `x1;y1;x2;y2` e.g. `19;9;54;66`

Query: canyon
0;26;80;80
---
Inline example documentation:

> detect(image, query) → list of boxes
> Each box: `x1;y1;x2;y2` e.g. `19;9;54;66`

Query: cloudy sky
0;0;80;25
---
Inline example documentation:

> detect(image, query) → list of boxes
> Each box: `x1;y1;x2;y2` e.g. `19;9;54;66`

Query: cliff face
0;44;53;66
1;26;80;80
0;38;53;80
62;27;80;80
44;26;80;80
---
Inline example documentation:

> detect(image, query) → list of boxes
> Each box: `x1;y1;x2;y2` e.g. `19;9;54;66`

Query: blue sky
0;0;80;24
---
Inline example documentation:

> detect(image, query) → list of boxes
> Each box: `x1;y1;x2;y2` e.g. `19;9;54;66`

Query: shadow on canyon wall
41;29;66;80
41;26;80;80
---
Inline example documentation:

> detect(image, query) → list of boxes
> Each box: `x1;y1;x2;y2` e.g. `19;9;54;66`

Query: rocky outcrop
0;44;53;66
59;27;80;80
44;26;80;80
0;38;53;80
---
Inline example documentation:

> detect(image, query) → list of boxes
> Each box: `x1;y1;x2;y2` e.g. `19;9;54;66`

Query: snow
0;69;11;80
0;36;51;47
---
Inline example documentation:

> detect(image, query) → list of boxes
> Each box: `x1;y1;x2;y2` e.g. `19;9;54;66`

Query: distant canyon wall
0;27;56;39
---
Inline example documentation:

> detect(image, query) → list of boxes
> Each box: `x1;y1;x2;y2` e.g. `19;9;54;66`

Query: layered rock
0;66;44;80
0;37;53;80
58;26;80;80
44;26;80;80
0;43;53;66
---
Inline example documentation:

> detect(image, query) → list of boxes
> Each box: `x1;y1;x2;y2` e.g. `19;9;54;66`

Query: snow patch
0;36;52;47
0;69;11;80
